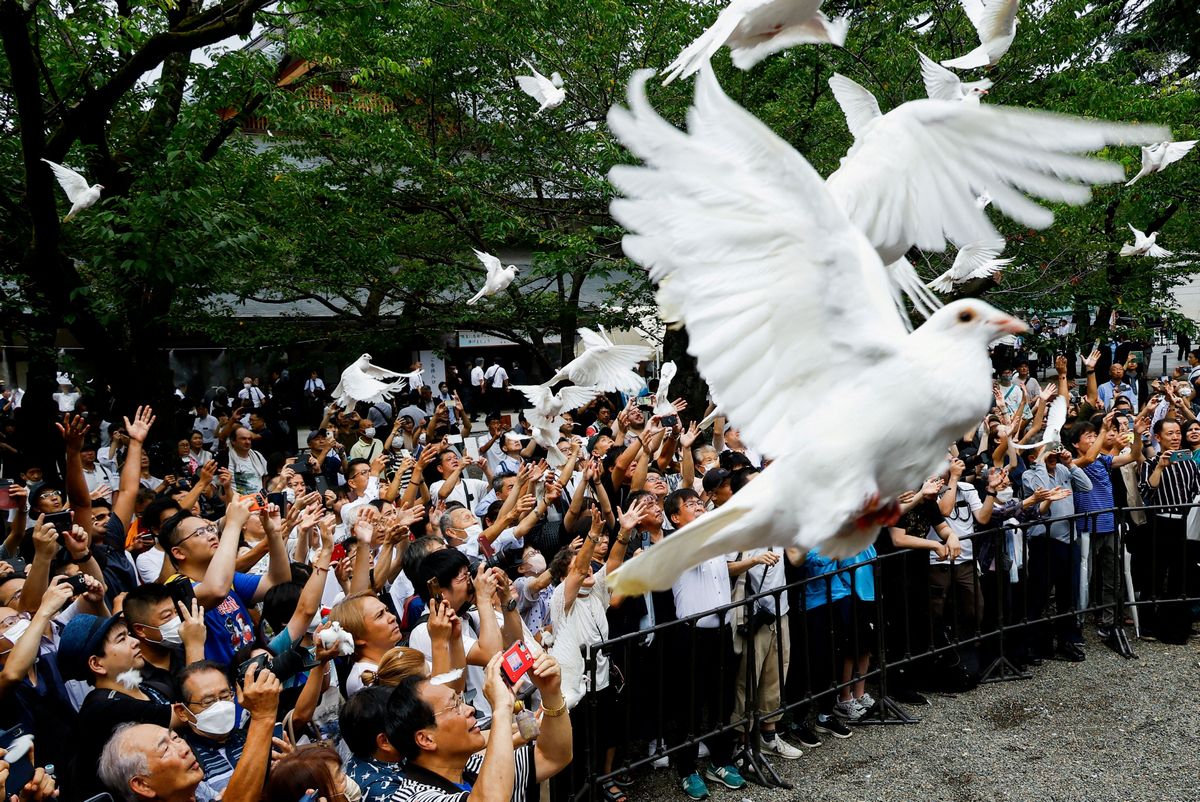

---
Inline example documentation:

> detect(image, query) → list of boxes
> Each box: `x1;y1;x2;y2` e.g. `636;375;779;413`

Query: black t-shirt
95;514;139;604
139;648;187;701
71;686;172;800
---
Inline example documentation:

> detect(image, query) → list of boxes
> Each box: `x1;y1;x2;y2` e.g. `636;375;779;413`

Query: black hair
485;499;504;524
157;510;195;552
340;686;394;760
403;536;446;587
1153;418;1180;437
1064;422;1095;454
122;583;174;627
415;548;470;603
548;545;575;584
142;497;182;533
384;675;437;762
729;469;758;495
345;457;370;478
178;660;233;696
262;582;304;633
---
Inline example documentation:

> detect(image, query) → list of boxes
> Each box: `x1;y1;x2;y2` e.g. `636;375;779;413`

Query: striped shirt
1074;454;1116;533
1138;458;1200;515
388;743;536;802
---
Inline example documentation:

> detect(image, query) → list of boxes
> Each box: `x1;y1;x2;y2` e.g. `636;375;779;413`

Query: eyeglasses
682;498;707;511
434;691;467;717
0;611;31;630
37;490;62;500
174;523;218;547
186;689;234;711
451;569;471;585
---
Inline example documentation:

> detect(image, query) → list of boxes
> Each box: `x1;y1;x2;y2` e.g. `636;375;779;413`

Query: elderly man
383;651;572;802
225;427;267;495
98;662;278;802
1096;359;1138;411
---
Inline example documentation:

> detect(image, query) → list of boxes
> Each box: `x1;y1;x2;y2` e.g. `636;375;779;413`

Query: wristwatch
504;598;518;612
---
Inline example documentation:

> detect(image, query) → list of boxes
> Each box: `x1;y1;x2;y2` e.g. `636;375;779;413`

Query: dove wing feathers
1162;140;1198;166
827;73;881;140
977;0;1019;42
608;68;905;459
826;89;1170;262
917;49;963;101
473;249;503;278
41;159;91;202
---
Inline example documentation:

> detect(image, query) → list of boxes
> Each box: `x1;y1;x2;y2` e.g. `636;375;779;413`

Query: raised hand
1083;349;1101;370
679;421;700;449
55;413;90;453
123;406;156;444
1055;355;1068;376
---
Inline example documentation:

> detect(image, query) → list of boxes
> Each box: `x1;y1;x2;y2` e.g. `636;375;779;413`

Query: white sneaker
856;692;877;711
758;733;802;760
833;698;864;721
649;739;669;770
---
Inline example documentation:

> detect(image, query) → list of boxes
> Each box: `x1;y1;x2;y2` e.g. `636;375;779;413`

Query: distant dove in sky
1120;224;1172;258
941;0;1019;69
516;59;565;113
332;354;417;408
917;49;991;104
661;0;848;85
1125;140;1198;186
41;159;103;221
467;250;518;305
549;327;650;394
604;67;1027;595
513;384;603;467
824;71;1169;311
927;239;1014;293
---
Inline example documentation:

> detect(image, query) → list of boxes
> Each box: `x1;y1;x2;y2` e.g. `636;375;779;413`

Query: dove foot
854;493;901;529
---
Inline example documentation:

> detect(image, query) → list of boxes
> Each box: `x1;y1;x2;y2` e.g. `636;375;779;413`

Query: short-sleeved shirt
198;572;262;664
187;725;248;801
73;686;172;795
345;755;404;802
428;477;488;511
801;551;850;611
1075;453;1116;533
837;546;877;601
388;744;536;802
930;482;983;564
227;449;268;494
549;565;612;708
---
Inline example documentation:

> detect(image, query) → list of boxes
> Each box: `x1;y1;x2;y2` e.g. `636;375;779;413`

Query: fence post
858;553;920;724
1107;508;1137;658
980;525;1031;683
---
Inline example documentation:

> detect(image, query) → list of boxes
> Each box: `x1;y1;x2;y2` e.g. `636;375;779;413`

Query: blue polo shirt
1074;453;1115;533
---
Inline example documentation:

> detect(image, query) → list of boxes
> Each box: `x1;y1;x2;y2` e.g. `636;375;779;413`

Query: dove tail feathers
941;44;991;70
608;502;754;595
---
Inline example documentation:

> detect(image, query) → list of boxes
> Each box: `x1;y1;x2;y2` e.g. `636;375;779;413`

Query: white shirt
82;463;116;495
52;391;80;412
471;366;486;388
137;546;167;584
428;477;489;511
193;414;219;446
339;477;381;528
729;547;789;617
409;612;485;719
346;660;378;697
673;554;731;629
930;482;982;564
227;449;267;494
550;565;612;708
238;385;267;407
484;365;509;389
304;378;326;395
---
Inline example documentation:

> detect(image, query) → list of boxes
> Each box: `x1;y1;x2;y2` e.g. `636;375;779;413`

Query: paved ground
627;631;1200;802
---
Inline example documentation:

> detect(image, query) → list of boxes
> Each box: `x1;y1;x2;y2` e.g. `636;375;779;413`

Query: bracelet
616;535;631;545
588;533;602;544
541;698;568;717
71;550;92;564
314;565;330;573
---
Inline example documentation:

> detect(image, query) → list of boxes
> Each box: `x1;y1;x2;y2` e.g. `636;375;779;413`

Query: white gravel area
626;632;1200;802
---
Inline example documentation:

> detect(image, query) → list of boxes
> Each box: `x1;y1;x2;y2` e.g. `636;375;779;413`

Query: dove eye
958;309;975;323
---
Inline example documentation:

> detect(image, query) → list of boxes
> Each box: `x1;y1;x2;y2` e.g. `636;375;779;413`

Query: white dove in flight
548;327;650;394
1012;396;1068;451
941;0;1019;70
516;59;566;113
604;68;1027;595
1120;224;1172;259
653;361;678;418
513;384;603;467
662;0;848;85
467;250;518;305
927;239;1014;293
824;71;1169;284
1125;140;1198;186
917;49;991;104
975;192;993;210
41;159;103;221
332;354;416;409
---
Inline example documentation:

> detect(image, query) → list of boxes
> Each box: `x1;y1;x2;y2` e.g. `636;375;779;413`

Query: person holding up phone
383;649;571;802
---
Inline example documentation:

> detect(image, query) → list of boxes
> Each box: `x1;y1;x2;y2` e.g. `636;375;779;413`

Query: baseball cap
702;468;732;493
57;612;124;681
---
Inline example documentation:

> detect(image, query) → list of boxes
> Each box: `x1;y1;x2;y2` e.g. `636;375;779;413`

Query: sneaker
856;692;877;712
813;713;853;739
789;723;823;748
703;764;746;790
649;739;669;769
1055;643;1086;662
680;773;709;800
833;698;865;721
758;733;802;760
1097;625;1115;640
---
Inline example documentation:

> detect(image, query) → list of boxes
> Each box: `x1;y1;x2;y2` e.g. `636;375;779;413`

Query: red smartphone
500;641;535;686
239;492;267;512
331;542;346;562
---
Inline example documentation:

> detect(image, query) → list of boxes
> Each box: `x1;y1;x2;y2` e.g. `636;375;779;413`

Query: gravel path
625;632;1200;802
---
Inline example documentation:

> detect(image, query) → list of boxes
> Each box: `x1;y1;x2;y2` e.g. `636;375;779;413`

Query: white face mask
464;524;484;543
191;699;237;736
116;668;143;691
342;776;363;802
151;617;184;646
3;618;31;645
392;436;405;449
523;553;547;574
243;382;252;388
364;428;376;439
285;488;296;504
996;487;1014;503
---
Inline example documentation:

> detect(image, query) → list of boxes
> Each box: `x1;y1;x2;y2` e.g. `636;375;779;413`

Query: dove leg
853;493;901;530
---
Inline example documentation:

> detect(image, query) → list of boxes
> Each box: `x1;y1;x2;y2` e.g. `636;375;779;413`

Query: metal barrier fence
569;503;1200;799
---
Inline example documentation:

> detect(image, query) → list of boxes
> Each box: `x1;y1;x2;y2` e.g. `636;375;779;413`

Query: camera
500;641;536;687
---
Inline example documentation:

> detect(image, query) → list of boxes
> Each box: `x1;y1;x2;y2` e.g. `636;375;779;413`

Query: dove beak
995;316;1027;335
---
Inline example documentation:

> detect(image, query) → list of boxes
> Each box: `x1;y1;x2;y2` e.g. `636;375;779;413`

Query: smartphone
500;641;535;686
331;542;346;563
235;653;271;687
660;414;678;428
0;479;16;511
446;434;464;446
1169;450;1192;464
239;492;267;513
266;492;288;516
65;573;90;597
43;510;73;539
1130;351;1144;365
427;577;444;604
464;438;481;461
0;726;35;798
165;574;196;611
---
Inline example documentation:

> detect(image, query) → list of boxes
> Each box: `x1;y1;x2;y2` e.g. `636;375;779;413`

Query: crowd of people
0;343;1197;802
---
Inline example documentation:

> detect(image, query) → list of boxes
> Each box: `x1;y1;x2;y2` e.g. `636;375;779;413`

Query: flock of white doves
41;0;1199;592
